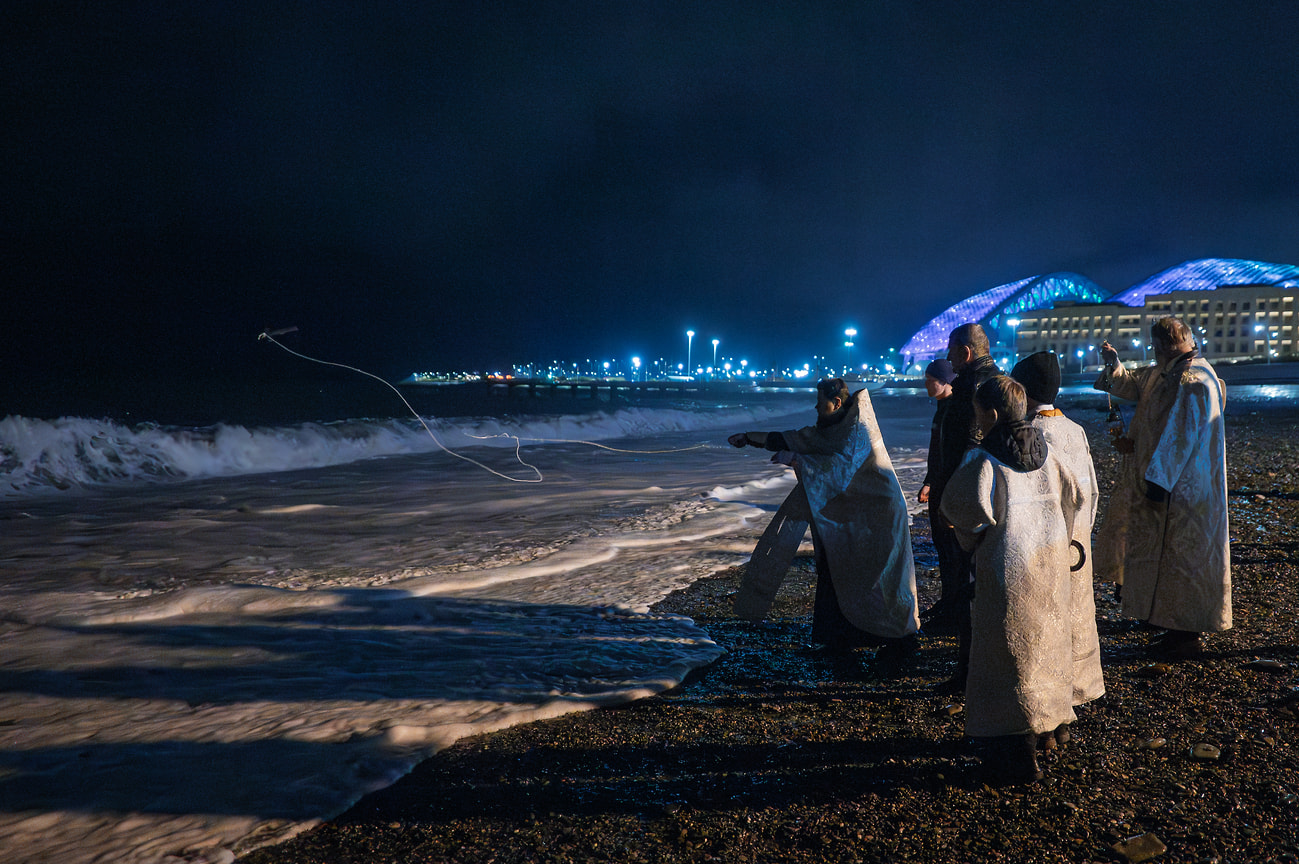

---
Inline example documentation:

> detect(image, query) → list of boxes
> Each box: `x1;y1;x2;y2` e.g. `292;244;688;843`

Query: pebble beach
240;401;1299;864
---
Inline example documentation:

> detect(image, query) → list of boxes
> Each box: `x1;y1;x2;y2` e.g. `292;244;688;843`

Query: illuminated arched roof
900;272;1108;361
1109;258;1299;307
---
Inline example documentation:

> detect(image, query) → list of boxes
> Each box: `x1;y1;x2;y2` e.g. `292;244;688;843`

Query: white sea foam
0;396;933;863
0;402;803;497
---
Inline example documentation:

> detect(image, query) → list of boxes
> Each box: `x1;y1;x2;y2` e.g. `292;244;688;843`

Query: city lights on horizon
405;325;898;384
410;259;1299;384
404;321;898;384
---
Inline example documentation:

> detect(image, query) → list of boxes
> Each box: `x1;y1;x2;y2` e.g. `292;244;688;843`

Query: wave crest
0;403;799;496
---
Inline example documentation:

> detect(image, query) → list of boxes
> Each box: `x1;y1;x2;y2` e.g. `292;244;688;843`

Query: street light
1131;338;1146;364
1076;348;1085;374
1006;318;1021;361
844;328;857;375
712;338;720;371
1255;324;1271;363
686;330;695;376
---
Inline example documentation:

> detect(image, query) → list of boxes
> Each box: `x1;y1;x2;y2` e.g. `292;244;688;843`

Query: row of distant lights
507;361;896;380
411;326;902;382
495;326;896;381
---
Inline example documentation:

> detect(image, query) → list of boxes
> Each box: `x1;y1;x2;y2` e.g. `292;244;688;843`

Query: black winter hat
924;358;957;384
1011;351;1061;405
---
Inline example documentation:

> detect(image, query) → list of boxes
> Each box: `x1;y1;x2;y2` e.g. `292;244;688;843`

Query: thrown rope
259;329;710;483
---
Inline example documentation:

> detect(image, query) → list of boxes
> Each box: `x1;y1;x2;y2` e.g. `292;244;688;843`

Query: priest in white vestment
941;375;1075;784
1094;317;1231;658
729;378;919;663
1012;352;1105;711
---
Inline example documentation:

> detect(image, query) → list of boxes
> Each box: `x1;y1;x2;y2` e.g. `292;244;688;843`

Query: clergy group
729;315;1230;786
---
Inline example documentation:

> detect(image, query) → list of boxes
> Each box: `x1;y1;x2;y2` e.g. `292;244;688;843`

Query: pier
399;376;905;403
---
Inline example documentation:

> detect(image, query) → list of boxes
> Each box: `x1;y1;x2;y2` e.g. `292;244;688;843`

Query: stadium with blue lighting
900;272;1108;367
900;258;1299;371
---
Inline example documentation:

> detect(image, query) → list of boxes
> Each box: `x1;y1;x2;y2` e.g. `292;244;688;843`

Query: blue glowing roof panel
900;272;1107;358
1110;258;1299;307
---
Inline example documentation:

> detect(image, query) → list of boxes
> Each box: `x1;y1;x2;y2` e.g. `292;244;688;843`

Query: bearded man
1094;317;1230;658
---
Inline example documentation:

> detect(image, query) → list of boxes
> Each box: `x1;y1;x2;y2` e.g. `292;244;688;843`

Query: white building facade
1013;277;1298;369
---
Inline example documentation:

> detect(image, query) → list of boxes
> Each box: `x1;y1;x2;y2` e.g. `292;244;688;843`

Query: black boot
979;734;1043;786
871;633;918;676
1037;723;1071;752
1149;628;1202;659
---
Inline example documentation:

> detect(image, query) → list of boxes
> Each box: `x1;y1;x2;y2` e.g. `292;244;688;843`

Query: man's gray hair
1151;316;1194;351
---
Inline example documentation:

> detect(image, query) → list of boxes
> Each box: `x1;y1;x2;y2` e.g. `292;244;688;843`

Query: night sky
5;1;1299;396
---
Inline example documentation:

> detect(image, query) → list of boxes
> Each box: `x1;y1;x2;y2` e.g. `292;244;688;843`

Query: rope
259;330;542;483
259;329;712;482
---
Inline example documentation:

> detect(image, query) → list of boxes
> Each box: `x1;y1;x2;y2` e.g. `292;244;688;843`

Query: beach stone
1191;743;1222;761
1244;658;1289;673
1141;737;1167;750
1111;831;1168;862
1137;663;1174;678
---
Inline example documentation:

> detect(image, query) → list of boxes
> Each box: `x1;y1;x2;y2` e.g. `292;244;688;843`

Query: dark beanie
924;358;957;384
1011;351;1061;404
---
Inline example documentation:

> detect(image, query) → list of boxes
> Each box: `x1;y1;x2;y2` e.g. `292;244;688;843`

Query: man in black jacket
932;322;1000;691
917;358;960;630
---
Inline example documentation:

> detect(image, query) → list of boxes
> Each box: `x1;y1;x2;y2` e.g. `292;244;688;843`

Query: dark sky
5;1;1299;388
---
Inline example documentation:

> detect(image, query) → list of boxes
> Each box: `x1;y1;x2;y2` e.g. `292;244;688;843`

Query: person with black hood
729;378;920;668
940;375;1076;786
1012;351;1105;721
931;323;1001;688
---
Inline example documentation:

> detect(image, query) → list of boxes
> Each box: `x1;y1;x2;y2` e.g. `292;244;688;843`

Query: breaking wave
0;403;799;497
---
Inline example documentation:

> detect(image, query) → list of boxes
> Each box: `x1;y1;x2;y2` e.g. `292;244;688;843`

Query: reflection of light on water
1229;384;1299;402
1055;382;1299;408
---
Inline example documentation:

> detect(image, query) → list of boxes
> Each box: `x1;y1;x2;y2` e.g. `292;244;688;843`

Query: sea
0;369;941;864
3;367;1295;864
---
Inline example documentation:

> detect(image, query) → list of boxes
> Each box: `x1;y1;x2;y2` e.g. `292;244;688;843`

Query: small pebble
1191;742;1222;761
1112;832;1167;862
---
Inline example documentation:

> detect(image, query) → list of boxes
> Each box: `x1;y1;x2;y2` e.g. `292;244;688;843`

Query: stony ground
243;406;1299;864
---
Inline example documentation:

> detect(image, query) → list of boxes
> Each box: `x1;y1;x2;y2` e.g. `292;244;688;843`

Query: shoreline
242;407;1299;864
